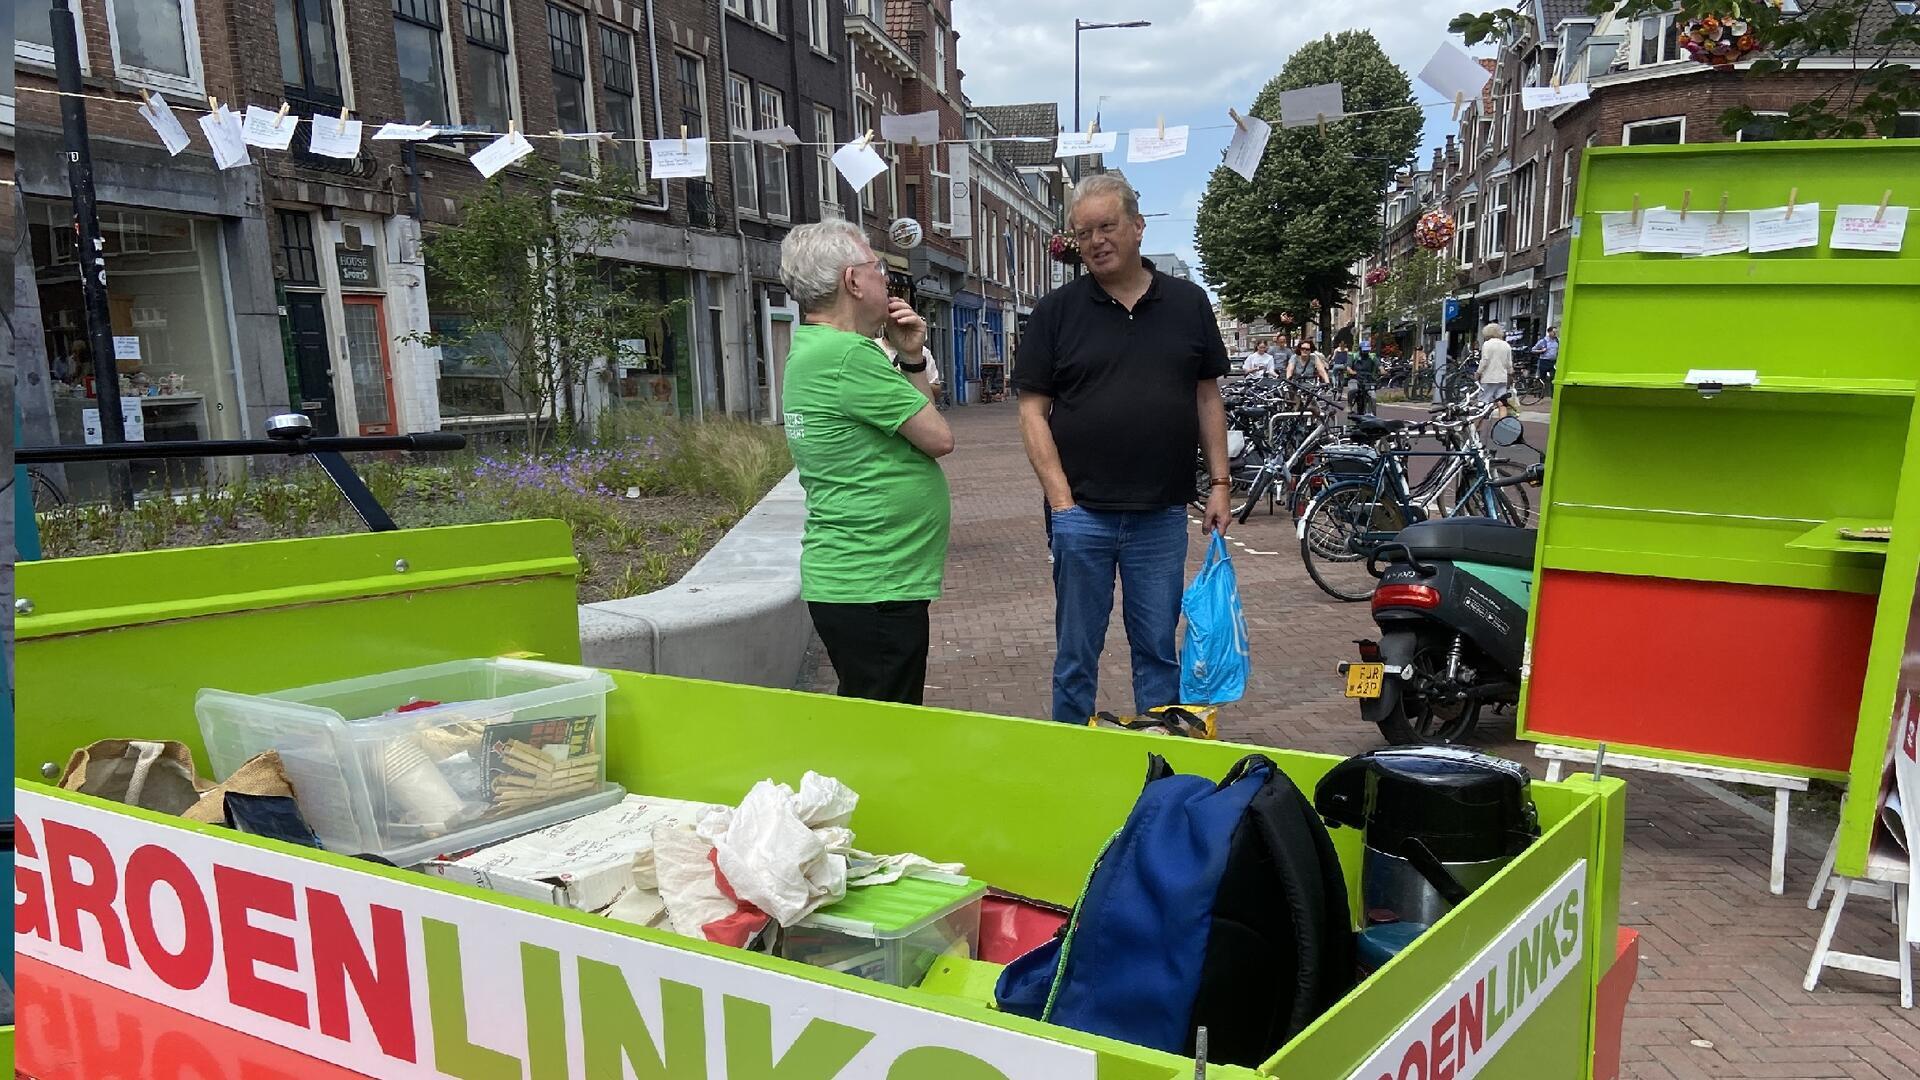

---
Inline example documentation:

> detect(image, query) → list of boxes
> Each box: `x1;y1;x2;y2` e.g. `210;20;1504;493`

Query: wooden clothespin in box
1228;108;1249;132
336;105;351;135
1679;188;1692;221
1876;189;1892;223
1785;186;1798;220
1717;191;1729;224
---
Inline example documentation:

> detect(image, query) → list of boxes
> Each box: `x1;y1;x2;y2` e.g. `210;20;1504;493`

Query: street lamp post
1072;18;1150;185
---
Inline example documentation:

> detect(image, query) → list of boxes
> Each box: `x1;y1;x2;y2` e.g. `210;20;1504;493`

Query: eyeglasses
1070;221;1126;245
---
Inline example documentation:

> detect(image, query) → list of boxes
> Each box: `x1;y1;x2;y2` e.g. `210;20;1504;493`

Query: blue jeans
1048;504;1190;723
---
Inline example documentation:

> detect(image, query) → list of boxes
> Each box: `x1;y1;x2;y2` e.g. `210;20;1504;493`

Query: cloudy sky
951;0;1485;291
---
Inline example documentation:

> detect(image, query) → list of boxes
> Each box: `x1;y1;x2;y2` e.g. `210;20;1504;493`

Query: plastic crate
779;874;987;988
195;657;622;866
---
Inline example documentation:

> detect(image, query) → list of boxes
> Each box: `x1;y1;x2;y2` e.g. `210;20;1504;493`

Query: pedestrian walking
1013;174;1233;724
778;220;955;705
1243;340;1278;378
1477;322;1517;417
1530;326;1560;389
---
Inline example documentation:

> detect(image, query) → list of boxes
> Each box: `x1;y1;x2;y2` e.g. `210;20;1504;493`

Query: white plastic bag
711;778;846;925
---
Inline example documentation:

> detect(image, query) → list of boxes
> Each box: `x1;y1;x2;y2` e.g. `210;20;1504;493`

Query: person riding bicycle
1338;346;1378;415
1285;340;1330;385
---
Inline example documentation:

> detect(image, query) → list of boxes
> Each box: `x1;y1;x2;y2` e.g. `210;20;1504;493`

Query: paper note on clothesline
1418;42;1492;105
1056;131;1119;159
649;138;709;179
241;106;297;150
1127;126;1189;163
139;94;192;157
1520;83;1590;110
1637;208;1709;254
1600;209;1649;256
1748;203;1821;253
880;111;940;146
1691;212;1750;257
1830;204;1908;252
831;138;889;188
1222;111;1271;182
471;130;536;177
748;125;801;146
197;106;250;170
308;116;364;160
373;121;440;141
1277;82;1345;129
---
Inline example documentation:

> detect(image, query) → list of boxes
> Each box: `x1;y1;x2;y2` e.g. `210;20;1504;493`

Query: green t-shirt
783;323;951;603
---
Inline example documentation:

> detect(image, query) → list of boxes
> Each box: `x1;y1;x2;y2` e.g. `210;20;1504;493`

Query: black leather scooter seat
1397;518;1538;570
1350;415;1410;438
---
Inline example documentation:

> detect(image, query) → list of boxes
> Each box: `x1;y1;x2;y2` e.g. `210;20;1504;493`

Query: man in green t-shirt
779;220;954;705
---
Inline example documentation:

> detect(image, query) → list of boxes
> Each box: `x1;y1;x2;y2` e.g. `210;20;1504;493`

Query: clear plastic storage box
196;657;623;867
780;873;986;988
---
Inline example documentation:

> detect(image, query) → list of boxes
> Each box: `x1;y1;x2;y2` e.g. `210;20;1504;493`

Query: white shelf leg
1545;761;1563;783
1808;817;1841;910
1805;878;1852;993
1898;886;1913;1010
1771;788;1791;895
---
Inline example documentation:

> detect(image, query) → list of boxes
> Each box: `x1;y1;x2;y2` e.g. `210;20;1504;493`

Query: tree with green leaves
1452;1;1919;139
420;157;685;450
1196;31;1424;347
1366;249;1458;346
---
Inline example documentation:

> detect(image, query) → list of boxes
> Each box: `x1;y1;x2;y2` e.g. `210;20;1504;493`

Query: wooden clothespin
1317;112;1328;136
1452;91;1466;120
207;95;220;113
275;102;290;128
139;89;152;106
1876;189;1892;223
1156;114;1166;140
861;129;876;150
1679;189;1692;221
1089;117;1101;135
1717;191;1729;224
1551;70;1562;93
1228;108;1248;132
1631;193;1642;226
1786;186;1798;220
680;124;689;151
508;118;518;137
336;105;350;135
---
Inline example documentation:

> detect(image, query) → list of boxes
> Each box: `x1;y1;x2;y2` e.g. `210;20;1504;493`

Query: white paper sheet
879;110;940;146
747;125;801;146
1277;82;1345;129
1520;83;1590;110
831;138;889;188
1684;369;1760;386
1748;203;1821;253
196;107;250;170
472;130;536;177
948;149;972;238
1830;204;1908;252
138;94;192;156
1055;131;1119;159
372;121;440;141
241;106;297;150
306;116;364;159
1126;126;1189;163
1222;113;1272;182
1418;42;1493;104
1600;209;1652;256
1637;208;1710;254
113;336;142;360
1691;211;1751;257
648;138;709;178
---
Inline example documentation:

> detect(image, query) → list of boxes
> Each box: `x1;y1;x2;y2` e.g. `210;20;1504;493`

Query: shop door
341;296;399;435
284;293;341;436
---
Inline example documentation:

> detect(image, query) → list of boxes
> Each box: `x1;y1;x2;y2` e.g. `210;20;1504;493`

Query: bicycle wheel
29;468;67;512
1516;376;1545;407
1452;482;1521;526
1300;483;1402;602
1490;459;1535;524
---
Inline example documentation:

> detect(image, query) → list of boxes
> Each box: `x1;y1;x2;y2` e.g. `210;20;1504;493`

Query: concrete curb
578;471;812;688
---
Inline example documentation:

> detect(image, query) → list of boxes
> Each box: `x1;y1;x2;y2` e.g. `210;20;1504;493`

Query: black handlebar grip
405;432;469;452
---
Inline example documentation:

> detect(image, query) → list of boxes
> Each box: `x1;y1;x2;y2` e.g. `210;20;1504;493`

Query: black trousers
809;599;932;705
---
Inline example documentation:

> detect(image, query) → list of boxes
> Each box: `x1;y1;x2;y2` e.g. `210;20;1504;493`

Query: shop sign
15;791;1097;1080
1350;861;1587;1080
337;247;378;287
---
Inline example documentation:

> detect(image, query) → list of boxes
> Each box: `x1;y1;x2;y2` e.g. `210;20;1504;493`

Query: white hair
1068;173;1140;223
1482;322;1505;341
780;220;872;314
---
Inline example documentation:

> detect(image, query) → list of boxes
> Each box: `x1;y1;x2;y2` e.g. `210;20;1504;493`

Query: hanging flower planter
1679;6;1764;67
1364;266;1391;287
1278;312;1296;327
1415;211;1456;251
1048;230;1082;266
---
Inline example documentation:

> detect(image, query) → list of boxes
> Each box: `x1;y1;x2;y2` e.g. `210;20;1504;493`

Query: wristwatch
895;350;929;373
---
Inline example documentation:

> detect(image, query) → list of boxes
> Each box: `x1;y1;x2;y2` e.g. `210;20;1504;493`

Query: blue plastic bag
1180;532;1250;704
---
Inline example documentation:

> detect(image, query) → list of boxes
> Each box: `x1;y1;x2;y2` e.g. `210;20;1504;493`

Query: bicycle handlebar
1488;462;1545;488
19;430;469;465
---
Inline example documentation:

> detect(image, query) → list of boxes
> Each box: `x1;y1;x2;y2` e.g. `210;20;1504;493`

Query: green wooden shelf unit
1517;141;1920;877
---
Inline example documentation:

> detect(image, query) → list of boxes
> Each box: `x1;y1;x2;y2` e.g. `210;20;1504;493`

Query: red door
341;295;399;435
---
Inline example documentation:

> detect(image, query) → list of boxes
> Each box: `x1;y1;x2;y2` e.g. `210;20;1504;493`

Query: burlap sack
59;739;209;815
183;750;297;824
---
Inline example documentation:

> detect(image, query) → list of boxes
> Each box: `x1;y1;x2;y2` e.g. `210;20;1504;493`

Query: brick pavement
807;401;1919;1079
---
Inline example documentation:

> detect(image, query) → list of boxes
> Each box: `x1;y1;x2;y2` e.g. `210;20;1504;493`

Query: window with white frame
600;25;644;183
728;76;760;215
106;0;204;93
1459;200;1478;268
809;0;830;52
930;144;951;227
727;0;776;32
1485;180;1509;260
757;86;790;220
1737;111;1790;141
1513;164;1536;252
1477;114;1495;158
855;97;877;213
548;5;591;173
16;0;86;69
1522;61;1539;132
1560;147;1576;227
676;52;707;140
814;104;837;210
277;0;346;105
393;0;454;125
932;17;949;95
1622;116;1684;145
1635;14;1678;66
462;0;515;131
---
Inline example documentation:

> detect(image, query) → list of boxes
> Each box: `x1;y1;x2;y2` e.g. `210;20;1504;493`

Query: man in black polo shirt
1014;174;1233;723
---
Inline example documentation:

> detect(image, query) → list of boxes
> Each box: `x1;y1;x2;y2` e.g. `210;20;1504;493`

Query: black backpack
996;753;1355;1066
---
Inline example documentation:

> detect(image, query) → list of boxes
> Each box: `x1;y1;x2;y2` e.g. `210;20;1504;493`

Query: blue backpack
995;754;1354;1066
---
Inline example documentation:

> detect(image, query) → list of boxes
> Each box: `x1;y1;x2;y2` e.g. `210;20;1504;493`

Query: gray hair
1481;322;1505;341
1068;173;1140;223
780;219;872;314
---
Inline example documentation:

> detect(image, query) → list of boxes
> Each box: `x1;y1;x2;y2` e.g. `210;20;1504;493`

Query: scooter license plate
1345;663;1385;699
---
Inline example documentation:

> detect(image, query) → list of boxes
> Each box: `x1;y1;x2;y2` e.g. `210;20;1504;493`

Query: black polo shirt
1013;260;1230;510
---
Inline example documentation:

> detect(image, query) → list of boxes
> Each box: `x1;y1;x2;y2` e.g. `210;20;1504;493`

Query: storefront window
604;264;688;413
29;199;241;496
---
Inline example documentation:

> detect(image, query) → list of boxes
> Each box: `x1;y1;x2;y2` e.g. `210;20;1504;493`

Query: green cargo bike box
15;520;1633;1078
